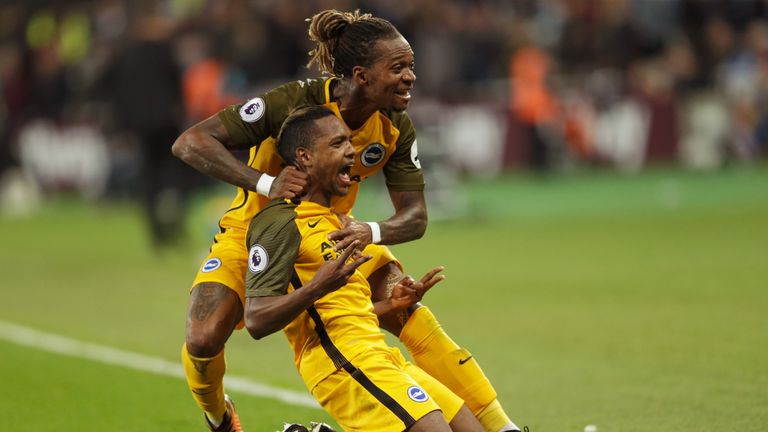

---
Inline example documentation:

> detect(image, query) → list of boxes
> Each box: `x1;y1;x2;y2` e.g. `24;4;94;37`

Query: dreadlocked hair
306;9;400;77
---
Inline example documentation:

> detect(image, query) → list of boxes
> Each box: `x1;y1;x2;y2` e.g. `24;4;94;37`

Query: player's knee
448;405;485;432
409;410;451;432
185;326;228;357
185;283;240;357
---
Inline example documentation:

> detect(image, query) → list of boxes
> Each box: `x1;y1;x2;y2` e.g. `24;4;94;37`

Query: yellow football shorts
191;230;399;329
310;345;464;432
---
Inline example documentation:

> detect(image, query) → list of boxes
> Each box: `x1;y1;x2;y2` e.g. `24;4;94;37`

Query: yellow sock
181;343;227;423
477;399;518;432
400;307;513;431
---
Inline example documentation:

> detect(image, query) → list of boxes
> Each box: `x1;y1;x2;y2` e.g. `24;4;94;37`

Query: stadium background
0;0;766;431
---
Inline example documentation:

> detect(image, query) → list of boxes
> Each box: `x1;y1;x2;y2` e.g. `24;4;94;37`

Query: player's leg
183;282;242;422
449;406;486;432
311;346;454;432
182;242;248;430
367;257;520;432
399;305;519;432
400;350;484;432
410;411;452;432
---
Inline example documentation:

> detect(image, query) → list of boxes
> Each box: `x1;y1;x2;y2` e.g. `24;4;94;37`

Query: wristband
256;174;275;197
366;222;381;244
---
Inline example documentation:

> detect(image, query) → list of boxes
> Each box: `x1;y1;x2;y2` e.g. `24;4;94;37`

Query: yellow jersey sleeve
245;200;301;297
383;111;425;191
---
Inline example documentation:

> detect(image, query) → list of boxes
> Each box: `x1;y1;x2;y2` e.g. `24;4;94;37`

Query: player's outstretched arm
171;114;308;198
245;241;371;340
330;189;427;251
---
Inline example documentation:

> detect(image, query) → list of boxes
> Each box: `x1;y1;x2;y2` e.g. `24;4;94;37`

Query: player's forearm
172;130;261;191
244;287;326;339
373;300;397;317
378;190;428;245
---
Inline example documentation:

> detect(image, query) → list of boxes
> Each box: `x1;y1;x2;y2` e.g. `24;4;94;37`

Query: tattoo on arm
384;271;410;327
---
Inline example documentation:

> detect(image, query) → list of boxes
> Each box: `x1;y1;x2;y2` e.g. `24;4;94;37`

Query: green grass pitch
1;168;766;431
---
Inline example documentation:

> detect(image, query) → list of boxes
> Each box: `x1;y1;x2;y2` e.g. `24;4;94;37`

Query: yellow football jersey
217;78;424;244
245;199;389;389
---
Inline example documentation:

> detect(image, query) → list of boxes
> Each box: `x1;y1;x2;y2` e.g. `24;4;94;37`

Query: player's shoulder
379;108;414;132
246;199;299;243
269;77;330;106
378;109;415;144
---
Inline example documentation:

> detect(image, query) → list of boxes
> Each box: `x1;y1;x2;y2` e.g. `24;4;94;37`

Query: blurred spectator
96;2;191;247
177;31;246;125
508;23;562;171
0;0;767;222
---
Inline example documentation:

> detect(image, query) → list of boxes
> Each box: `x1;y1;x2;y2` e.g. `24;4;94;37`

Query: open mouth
395;88;411;101
338;163;353;186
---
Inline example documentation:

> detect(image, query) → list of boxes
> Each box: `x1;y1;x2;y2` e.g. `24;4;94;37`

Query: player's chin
390;100;409;112
334;185;351;196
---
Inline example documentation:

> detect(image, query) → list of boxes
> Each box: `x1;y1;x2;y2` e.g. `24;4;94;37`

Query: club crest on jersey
248;244;269;273
201;258;221;273
361;143;386;167
239;97;265;123
407;386;429;403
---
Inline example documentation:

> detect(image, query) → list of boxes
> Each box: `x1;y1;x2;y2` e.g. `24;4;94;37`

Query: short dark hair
276;105;337;166
307;9;401;77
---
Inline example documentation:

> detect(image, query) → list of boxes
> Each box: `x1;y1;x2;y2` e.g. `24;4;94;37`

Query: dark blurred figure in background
2;0;767;228
97;1;192;248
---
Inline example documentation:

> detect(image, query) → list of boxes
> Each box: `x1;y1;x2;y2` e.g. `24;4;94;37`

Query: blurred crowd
1;0;767;237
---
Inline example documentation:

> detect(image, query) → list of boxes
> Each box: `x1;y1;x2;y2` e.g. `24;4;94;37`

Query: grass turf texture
1;168;766;431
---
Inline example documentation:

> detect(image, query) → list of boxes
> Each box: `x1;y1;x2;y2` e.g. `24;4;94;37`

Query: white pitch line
0;320;320;409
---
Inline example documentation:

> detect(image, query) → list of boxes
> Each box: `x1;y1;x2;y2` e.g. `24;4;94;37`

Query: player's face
364;36;416;112
307;116;355;197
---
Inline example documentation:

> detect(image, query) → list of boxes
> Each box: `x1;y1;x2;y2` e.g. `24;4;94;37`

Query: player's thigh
401;353;464;424
311;348;444;432
190;236;248;328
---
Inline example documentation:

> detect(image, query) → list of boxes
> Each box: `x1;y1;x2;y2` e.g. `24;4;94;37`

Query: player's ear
351;65;367;85
296;146;312;169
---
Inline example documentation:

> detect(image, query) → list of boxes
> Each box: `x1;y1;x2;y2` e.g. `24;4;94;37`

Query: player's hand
391;266;445;309
329;216;373;252
386;276;419;311
268;166;308;199
415;266;445;298
312;240;372;296
381;266;445;314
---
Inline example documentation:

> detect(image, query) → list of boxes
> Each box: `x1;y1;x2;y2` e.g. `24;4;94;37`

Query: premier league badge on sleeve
248;244;269;273
239;97;265;123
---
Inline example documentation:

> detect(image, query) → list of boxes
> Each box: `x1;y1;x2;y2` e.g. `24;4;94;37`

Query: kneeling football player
244;105;485;432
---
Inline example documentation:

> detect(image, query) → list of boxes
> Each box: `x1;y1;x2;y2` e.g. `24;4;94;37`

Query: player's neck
333;80;377;130
301;185;332;208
